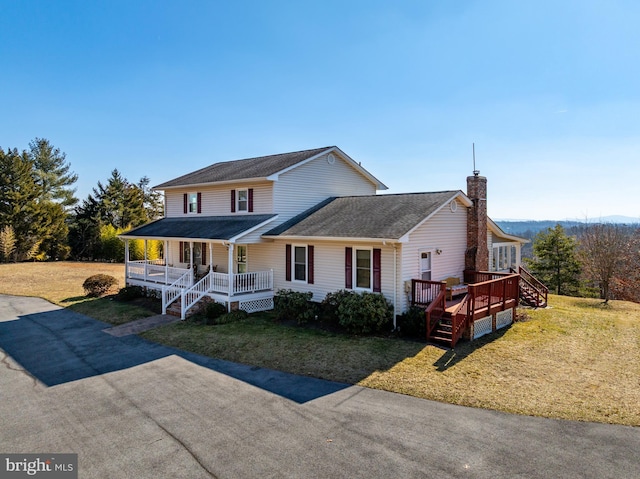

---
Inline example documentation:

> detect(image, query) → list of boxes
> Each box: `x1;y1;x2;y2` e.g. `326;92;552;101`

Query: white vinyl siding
400;198;468;311
253;241;395;305
164;183;273;217
272;152;377;223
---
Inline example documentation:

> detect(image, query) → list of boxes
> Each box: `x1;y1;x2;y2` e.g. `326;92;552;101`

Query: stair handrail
450;294;470;348
162;269;192;315
425;283;447;338
181;271;214;319
518;266;548;306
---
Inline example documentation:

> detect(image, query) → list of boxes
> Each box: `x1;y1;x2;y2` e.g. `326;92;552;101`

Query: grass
0;261;154;324
1;262;639;426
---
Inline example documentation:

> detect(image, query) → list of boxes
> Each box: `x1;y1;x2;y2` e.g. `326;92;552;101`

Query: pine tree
28;138;78;208
525;224;582;296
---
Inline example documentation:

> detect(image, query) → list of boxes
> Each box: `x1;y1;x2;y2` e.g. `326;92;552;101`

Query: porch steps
428;315;454;346
519;285;547;308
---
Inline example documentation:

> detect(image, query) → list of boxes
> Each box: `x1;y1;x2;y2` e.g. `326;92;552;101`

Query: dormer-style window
183;192;201;214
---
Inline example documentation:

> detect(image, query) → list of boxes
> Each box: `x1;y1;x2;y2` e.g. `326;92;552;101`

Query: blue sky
2;0;639;221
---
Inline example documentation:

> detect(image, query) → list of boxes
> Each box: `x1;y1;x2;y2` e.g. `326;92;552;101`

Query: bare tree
579;223;630;303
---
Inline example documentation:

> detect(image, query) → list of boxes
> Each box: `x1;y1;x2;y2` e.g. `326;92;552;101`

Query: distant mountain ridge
496;216;640;236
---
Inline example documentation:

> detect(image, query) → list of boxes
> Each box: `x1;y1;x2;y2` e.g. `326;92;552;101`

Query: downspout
384;241;398;331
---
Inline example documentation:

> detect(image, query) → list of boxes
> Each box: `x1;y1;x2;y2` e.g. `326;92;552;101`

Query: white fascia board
118;234;228;242
153;177;272;191
228;215;280;243
261;234;401;244
266;146;388;191
488;218;530;243
398;191;469;242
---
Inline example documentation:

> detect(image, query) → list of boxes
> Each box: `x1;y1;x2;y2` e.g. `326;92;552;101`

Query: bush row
274;289;393;335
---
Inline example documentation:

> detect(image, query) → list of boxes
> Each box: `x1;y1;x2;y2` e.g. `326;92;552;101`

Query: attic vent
327;153;336;165
450;200;458;212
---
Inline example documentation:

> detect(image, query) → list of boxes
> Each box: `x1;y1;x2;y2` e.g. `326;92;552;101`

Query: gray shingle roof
154;147;334;188
265;191;461;240
121;215;277;241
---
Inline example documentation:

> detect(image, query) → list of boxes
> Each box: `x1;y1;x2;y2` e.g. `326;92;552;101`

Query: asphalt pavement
0;294;638;478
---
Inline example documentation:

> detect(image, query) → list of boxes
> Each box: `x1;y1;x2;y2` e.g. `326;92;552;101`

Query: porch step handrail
162;269;193;315
182;272;215;319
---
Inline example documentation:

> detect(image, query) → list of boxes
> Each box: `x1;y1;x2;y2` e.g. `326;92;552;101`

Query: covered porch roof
120;214;277;242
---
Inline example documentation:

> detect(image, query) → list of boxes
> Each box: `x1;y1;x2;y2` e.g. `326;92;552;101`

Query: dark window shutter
231;190;236;212
183;194;188;214
197;192;202;214
179;241;184;263
248;188;254;212
202;242;207;265
345;247;353;289
373;248;382;292
285;244;292;281
308;245;314;285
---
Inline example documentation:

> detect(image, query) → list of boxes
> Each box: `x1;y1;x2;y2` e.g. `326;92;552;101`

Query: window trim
236;245;247;274
236;188;249;213
353;247;373;291
292;244;308;283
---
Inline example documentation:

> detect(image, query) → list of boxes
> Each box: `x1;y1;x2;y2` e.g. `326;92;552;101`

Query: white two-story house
122;146;536;345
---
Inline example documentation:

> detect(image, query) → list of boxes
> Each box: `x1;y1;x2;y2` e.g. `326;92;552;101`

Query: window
345;247;380;292
293;246;307;282
236;245;247;274
355;249;372;289
188;193;198;213
420;252;432;281
492;244;516;271
237;189;248;212
182;242;191;264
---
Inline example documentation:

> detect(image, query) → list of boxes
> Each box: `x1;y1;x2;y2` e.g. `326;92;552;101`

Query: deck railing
162;269;193;315
465;273;519;321
411;279;446;307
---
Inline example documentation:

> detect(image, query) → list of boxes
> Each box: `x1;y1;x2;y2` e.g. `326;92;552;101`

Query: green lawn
1;262;639;426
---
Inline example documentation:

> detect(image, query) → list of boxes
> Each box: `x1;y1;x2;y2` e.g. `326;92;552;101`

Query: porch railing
162;269;193;315
411;279;445;307
127;260;187;285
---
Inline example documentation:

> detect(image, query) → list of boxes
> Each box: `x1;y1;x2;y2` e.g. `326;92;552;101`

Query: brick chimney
465;173;489;273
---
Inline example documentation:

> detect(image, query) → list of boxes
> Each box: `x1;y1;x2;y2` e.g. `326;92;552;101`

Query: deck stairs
515;266;548;308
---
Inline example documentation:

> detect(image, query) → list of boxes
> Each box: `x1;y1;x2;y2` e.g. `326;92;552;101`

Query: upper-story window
237;189;248;212
184;192;201;214
231;188;254;213
188;193;198;213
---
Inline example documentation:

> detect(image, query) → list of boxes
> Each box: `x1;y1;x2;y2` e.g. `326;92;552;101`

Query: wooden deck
410;272;521;347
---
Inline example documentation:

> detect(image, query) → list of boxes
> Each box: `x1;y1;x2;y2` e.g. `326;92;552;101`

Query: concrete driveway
0;295;638;478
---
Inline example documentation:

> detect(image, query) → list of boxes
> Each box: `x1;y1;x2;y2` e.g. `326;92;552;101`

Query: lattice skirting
473;315;493;339
496;309;514;329
239;297;274;313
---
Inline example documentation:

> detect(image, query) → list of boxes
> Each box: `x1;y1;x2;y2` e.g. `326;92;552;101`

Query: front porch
125;259;274;318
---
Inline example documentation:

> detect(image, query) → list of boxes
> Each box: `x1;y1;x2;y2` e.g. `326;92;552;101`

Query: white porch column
227;243;234;308
209;242;213;274
164;240;169;284
144;239;148;282
125;240;130;280
190;241;194;283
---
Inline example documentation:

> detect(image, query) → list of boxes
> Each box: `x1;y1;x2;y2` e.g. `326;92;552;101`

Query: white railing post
162;286;167;315
180;290;186;320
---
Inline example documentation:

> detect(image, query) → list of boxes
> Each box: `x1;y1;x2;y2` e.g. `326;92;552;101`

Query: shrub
116;285;145;301
214;309;249;324
274;289;316;323
83;274;118;297
396;306;427;338
321;289;355;324
203;302;228;324
336;291;393;334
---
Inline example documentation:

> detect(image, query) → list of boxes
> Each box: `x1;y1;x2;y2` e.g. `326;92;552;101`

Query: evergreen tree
525;224;582;296
28;138;78;208
0;148;49;260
